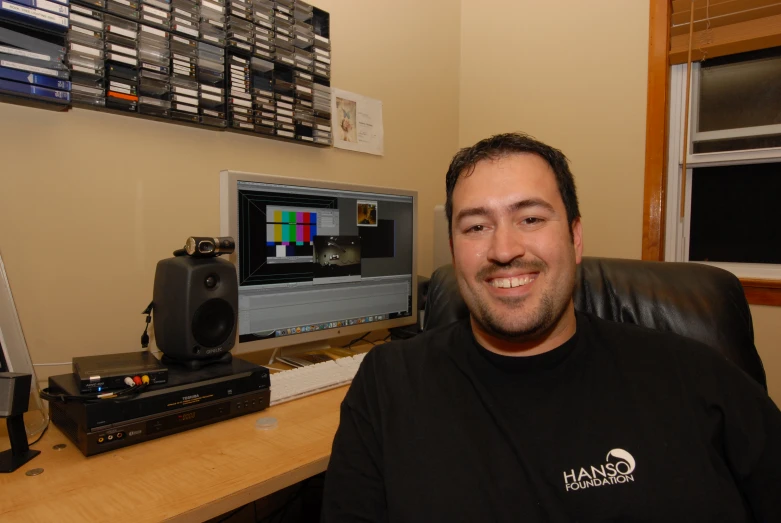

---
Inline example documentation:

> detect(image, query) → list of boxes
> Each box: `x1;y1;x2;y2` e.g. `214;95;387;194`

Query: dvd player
49;357;270;456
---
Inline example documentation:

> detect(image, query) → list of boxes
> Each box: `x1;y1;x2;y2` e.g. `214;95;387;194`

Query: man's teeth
490;275;535;288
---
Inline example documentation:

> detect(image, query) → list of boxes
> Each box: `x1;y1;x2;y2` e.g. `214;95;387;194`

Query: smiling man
449;148;582;358
322;133;781;522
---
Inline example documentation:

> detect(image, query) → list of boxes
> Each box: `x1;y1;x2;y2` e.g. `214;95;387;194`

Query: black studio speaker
152;256;238;363
0;373;40;472
0;372;30;418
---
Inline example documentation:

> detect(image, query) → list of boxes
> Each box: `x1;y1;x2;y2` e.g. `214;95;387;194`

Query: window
693;47;781;154
665;46;781;281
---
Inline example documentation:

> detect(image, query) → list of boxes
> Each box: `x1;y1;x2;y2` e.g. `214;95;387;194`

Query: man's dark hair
445;132;581;238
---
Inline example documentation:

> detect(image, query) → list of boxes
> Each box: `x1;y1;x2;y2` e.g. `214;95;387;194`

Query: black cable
340;332;369;349
28;419;49;447
112;383;150;401
39;382;147;404
141;302;153;349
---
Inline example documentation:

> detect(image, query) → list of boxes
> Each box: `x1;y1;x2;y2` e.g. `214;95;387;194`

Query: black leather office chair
423;257;767;391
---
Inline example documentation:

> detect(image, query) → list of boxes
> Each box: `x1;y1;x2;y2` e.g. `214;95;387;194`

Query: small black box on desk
73;351;168;393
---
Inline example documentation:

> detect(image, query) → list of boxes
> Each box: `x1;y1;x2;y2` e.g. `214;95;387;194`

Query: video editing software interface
236;180;414;344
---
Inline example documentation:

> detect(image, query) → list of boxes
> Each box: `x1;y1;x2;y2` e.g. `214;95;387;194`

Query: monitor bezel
220;170;418;354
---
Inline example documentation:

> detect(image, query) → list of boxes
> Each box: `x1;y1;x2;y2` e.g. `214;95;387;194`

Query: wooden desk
0;385;348;523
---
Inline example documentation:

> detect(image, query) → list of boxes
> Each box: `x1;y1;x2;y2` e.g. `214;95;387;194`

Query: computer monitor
220;170;418;356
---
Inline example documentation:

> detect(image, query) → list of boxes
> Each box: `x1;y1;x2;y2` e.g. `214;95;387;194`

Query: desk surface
0;384;348;522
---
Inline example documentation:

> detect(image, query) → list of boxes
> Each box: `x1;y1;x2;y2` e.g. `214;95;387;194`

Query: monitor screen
220;171;417;353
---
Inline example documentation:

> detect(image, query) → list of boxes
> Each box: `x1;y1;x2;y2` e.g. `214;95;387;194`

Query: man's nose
487;224;525;264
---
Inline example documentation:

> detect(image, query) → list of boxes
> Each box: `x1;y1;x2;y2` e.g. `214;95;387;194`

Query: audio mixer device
48;356;270;456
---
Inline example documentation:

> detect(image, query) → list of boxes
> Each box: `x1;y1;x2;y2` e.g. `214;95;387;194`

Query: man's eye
465;224;485;233
522;217;544;226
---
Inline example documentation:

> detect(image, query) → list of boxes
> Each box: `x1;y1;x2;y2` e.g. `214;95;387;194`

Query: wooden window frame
642;0;781;306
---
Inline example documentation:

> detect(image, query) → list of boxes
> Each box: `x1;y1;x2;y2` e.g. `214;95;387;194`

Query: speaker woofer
191;298;235;348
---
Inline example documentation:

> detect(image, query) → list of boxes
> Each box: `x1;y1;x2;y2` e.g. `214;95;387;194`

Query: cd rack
0;0;331;147
223;0;331;143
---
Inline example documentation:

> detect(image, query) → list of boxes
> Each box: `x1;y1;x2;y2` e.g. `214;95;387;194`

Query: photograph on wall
357;200;378;226
335;97;357;143
331;87;384;156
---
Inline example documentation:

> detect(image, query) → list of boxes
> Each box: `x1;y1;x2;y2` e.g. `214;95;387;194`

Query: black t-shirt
322;313;781;522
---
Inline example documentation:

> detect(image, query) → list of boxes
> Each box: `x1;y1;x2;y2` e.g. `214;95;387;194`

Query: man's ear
571;218;583;264
449;236;454;264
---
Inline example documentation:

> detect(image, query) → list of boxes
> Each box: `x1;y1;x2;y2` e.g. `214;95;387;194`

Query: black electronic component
48;357;269;456
73;351;167;393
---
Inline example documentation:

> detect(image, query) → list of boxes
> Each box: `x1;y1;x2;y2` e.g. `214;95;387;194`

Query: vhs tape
0;24;66;54
0;64;70;89
0;0;69;28
12;0;68;16
0;54;69;78
0;76;69;100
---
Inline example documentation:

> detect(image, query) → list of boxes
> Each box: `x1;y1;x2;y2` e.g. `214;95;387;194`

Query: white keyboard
269;353;367;406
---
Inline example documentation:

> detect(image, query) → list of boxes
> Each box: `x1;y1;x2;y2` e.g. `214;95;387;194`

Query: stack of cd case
169;32;197;121
170;0;198;39
197;39;224;126
67;2;104;105
226;51;250;131
251;0;273;61
137;20;169;116
168;34;223;124
0;23;71;105
105;0;138;22
271;2;292;70
139;0;170;30
291;67;312;141
310;4;327;79
270;62;293;139
198;0;224;47
224;7;249;54
311;79;329;144
103;13;138;111
249;54;271;133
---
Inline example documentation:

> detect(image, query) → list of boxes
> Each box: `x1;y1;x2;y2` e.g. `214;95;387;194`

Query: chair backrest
423;257;766;390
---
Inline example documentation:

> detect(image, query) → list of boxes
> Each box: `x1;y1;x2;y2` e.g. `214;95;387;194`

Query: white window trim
665;63;781;280
694;123;781;142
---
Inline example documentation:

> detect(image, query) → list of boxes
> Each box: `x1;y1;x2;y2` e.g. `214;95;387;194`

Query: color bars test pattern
267;209;317;257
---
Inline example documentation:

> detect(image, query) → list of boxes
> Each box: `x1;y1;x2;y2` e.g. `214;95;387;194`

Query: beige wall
460;0;649;259
458;0;780;402
0;0;461;381
751;306;781;401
